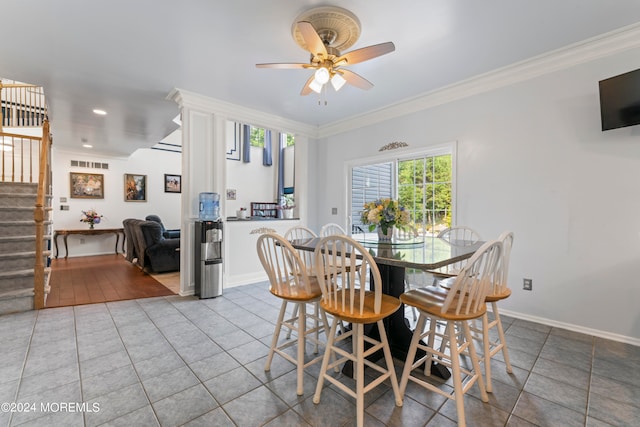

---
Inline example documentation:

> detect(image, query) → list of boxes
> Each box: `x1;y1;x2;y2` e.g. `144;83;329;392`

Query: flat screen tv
599;68;640;131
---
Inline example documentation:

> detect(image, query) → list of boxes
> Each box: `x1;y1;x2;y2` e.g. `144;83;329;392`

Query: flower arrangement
277;194;295;210
361;198;411;235
80;209;103;229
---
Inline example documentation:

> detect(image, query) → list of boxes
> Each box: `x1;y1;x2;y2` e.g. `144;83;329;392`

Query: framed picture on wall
70;172;104;199
164;174;181;193
124;173;147;202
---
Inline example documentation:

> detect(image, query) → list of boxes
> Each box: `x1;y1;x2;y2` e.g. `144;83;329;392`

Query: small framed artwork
124;173;147;202
164;174;181;193
70;172;104;199
226;189;236;200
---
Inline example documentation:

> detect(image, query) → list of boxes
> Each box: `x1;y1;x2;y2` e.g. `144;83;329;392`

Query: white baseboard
499;308;640;347
225;272;267;288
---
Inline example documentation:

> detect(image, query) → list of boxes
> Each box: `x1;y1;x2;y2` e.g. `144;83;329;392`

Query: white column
170;92;225;295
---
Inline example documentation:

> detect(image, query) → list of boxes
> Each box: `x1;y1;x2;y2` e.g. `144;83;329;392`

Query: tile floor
1;281;639;426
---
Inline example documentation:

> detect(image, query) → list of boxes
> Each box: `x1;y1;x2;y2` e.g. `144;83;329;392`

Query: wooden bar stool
257;232;329;396
399;239;502;427
312;235;402;427
477;231;515;392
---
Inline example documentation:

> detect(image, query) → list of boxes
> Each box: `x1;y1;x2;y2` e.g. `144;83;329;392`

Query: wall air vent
70;160;109;169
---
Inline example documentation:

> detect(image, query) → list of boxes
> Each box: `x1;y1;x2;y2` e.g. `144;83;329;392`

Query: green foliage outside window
284;133;295;147
398;154;452;234
250;127;295;148
250;126;265;147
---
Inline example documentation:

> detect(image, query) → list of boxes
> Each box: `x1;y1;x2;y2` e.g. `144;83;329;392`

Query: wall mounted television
599;68;640;131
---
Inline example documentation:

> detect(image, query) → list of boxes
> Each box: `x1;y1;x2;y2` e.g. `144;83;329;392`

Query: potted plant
278;194;296;219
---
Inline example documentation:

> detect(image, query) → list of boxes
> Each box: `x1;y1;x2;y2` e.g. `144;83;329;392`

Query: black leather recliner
139;221;180;273
145;215;180;239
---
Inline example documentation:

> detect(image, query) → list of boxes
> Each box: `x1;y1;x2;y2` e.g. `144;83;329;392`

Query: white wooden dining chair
319;221;359;275
475;231;514;392
256;232;330;396
430;226;483;278
399;239;502;427
283;225;319;339
313;235;402;427
319;222;347;237
395;225;432;321
284;225;318;274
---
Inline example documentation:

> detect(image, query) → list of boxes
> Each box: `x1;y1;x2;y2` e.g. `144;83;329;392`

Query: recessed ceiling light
93;109;107;115
83;144;93;148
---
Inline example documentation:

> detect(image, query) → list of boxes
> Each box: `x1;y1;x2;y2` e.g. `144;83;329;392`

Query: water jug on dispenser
199;192;220;220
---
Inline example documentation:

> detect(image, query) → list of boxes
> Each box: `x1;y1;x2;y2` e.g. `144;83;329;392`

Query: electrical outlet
523;278;533;291
80;238;86;244
331;207;338;215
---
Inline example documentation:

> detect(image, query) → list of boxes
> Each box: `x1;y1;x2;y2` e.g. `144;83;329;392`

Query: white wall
51;148;181;257
225;146;278;217
311;47;640;343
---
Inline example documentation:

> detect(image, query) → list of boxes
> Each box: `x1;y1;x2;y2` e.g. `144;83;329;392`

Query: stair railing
0;131;43;183
33;120;51;309
1;81;51;308
0;81;47;128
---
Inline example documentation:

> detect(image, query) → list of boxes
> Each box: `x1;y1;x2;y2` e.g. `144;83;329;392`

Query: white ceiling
2;1;640;157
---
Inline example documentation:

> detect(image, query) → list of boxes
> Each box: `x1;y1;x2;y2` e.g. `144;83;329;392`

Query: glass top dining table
290;233;484;272
289;232;484;374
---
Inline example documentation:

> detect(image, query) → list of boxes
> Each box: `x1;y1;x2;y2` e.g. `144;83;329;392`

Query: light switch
331;208;338;215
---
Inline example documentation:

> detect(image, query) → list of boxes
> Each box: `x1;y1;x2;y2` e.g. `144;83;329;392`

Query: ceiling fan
256;6;395;96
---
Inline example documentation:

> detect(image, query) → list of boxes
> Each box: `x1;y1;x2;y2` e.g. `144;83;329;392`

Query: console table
53;228;125;259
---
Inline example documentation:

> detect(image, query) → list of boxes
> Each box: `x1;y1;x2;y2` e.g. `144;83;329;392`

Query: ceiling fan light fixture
331;73;346;91
314;67;330;84
309;78;323;94
258;6;394;96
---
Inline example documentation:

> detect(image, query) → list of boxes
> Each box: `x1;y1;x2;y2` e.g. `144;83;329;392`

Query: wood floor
46;254;176;308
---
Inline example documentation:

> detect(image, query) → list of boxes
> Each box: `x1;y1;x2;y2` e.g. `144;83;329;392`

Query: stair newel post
33;120;50;309
0;81;4;132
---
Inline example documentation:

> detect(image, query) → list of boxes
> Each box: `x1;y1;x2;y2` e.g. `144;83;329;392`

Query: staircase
0;182;51;314
1;80;52;312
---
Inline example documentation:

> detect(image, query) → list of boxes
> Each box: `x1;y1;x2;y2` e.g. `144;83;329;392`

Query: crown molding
317;22;640;139
167;88;318;137
168;23;640;141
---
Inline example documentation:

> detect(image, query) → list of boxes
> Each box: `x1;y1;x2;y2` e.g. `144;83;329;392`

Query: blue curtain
277;132;284;199
242;124;250;163
263;130;273;166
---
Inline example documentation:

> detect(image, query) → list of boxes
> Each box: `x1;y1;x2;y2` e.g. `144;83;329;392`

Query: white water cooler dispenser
194;220;223;298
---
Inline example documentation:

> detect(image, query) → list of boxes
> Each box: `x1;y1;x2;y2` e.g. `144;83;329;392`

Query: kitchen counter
226;216;300;221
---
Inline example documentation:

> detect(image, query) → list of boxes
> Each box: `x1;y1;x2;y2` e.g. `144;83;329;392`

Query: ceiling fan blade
256;63;310;69
337;42;395;65
300;73;316;96
340;69;374;90
297;21;327;57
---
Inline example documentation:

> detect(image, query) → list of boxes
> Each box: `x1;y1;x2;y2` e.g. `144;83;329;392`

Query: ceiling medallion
291;6;361;52
379;141;409;152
